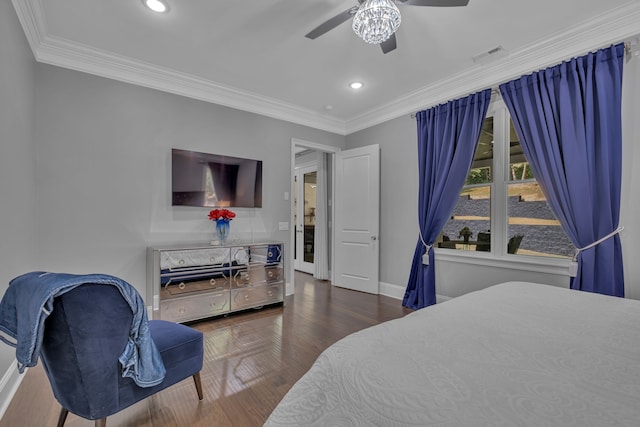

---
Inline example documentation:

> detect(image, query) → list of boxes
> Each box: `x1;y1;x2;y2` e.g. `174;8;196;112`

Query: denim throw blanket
0;271;166;387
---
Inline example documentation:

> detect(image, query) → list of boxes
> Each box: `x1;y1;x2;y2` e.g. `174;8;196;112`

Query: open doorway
289;139;339;295
293;163;317;274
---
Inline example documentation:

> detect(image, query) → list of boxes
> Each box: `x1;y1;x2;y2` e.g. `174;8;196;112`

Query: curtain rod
411;39;639;119
410;87;499;119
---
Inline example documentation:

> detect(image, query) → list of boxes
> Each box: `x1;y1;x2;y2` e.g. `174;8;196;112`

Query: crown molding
11;0;47;52
11;0;640;136
35;35;348;134
11;0;346;135
344;1;640;134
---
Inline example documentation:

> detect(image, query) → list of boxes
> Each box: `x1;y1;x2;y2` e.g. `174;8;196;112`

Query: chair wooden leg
94;418;107;427
56;408;69;427
193;372;203;400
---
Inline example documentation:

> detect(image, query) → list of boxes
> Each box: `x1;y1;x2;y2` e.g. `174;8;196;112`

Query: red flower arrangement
208;208;236;222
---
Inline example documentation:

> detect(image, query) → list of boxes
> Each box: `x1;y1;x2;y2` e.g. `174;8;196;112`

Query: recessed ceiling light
349;82;364;90
143;0;169;13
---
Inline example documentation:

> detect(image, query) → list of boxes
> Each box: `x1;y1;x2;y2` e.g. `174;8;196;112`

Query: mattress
264;282;640;426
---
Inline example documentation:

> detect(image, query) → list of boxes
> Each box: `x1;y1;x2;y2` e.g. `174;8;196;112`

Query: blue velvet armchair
39;283;204;427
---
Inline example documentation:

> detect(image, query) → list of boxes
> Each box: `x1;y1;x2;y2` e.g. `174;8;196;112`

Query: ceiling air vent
472;46;508;64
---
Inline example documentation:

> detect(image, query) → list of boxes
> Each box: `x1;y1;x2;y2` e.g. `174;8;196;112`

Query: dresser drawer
250;244;283;264
160;248;230;269
160;292;230;323
162;276;231;297
264;266;283;282
231;283;283;311
160;247;250;270
232;265;284;288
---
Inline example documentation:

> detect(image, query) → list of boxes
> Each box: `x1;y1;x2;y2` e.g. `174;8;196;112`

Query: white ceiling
11;0;640;135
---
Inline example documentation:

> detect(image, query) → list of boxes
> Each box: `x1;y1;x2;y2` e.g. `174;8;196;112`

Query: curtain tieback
419;230;432;266
569;226;624;276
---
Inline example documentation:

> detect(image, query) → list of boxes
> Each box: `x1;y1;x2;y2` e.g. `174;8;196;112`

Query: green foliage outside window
510;163;534;180
465;168;492;185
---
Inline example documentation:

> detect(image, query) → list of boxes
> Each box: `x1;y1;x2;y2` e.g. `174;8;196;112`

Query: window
439;101;575;258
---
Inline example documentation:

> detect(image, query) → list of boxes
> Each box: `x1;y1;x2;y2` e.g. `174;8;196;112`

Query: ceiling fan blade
305;7;358;39
399;0;470;6
380;34;397;54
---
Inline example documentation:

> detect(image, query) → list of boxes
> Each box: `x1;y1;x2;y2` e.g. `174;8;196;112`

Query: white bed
265;282;640;426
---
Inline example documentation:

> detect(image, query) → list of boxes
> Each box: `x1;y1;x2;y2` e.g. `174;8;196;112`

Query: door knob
371;235;378;241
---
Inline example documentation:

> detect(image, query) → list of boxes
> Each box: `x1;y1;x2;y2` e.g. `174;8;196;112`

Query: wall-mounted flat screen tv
172;148;263;208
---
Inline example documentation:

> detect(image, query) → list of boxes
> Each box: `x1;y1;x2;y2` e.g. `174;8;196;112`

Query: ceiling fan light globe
352;0;401;44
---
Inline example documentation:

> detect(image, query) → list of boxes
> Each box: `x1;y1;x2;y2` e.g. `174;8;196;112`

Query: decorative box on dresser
147;241;284;323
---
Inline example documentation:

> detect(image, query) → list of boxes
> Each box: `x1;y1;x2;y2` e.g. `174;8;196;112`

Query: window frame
435;98;571;276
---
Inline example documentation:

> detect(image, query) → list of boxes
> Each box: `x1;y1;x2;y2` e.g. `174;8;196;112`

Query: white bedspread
265;282;640;426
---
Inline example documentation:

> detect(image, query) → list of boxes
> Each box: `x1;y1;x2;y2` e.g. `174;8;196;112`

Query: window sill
435;249;571;276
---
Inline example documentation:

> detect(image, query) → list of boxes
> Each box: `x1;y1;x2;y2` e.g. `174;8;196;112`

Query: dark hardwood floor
0;272;412;427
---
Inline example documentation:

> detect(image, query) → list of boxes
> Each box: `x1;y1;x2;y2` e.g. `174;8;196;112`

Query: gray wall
32;64;345;288
0;0;37;294
0;0;38;410
346;55;640;300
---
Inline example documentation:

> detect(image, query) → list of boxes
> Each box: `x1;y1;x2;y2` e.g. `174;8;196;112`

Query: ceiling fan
305;0;470;54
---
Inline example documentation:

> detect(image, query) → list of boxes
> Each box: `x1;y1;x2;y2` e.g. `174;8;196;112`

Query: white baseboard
0;363;24;421
379;281;405;300
380;281;450;304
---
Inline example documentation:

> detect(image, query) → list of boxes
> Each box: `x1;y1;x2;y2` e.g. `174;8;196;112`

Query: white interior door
334;144;380;294
294;164;316;274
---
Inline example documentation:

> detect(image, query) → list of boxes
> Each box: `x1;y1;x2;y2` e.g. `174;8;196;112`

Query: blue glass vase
215;219;230;243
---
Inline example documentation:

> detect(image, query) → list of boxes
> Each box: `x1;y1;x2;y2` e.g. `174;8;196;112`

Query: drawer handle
267;290;273;297
267;270;274;278
210;301;216;307
244;294;250;301
210;257;215;263
178;282;186;290
210;278;216;286
268;251;273;257
179;306;186;314
235;271;249;284
179;259;185;265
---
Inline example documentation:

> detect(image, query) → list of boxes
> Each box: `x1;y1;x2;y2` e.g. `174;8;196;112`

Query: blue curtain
499;43;625;297
403;90;491;309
